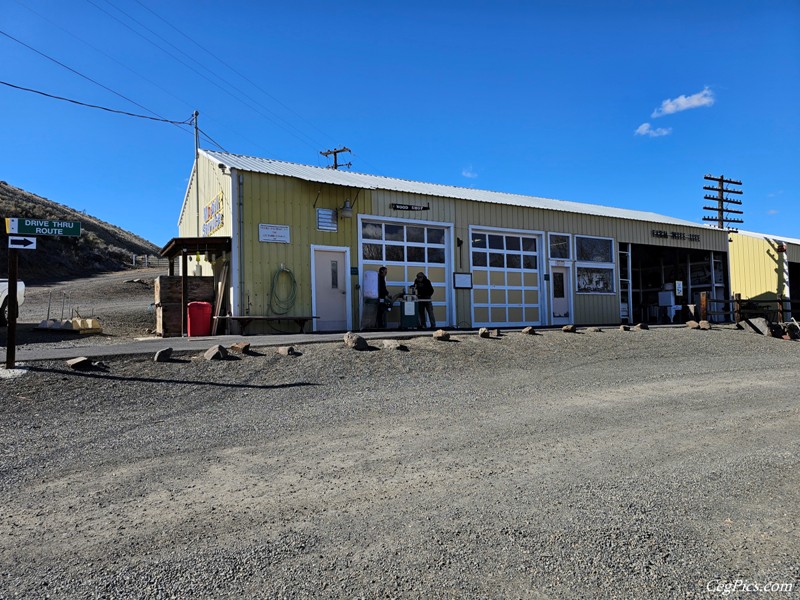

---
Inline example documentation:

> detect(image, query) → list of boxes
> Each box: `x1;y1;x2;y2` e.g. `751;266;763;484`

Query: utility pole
702;174;743;231
194;110;200;237
320;147;352;170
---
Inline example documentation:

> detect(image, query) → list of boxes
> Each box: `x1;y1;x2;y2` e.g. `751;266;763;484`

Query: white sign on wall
258;224;291;243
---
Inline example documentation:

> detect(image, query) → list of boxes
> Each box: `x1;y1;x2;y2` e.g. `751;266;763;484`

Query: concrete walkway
1;329;440;363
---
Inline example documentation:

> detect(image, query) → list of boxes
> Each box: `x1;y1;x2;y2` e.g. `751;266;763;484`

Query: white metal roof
735;229;800;246
203;149;710;230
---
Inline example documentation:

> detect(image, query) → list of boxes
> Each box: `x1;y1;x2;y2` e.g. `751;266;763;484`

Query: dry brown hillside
0;181;160;281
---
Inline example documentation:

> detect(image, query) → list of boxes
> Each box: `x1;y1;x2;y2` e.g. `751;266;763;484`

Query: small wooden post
777;297;784;323
181;249;189;337
699;291;708;321
5;249;18;369
734;293;741;323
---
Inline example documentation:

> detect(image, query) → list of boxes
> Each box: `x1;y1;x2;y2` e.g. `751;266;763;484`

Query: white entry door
313;248;349;331
550;266;572;325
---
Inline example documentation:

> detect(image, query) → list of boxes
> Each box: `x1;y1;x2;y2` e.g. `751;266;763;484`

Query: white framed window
575;235;615;294
548;233;571;259
361;221;446;265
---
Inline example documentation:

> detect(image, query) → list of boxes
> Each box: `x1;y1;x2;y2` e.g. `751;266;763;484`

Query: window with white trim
361;222;446;265
575;235;615;294
549;233;570;259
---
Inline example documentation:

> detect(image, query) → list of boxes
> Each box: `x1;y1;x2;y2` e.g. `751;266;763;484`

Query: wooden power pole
702;174;743;231
320;147;352;170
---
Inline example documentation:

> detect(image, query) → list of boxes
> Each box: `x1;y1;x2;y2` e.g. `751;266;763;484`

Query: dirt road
1;323;798;598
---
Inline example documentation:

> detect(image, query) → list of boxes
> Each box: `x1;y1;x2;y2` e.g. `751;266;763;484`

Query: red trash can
187;301;212;337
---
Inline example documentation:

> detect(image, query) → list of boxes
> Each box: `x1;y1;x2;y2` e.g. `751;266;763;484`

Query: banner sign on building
202;193;225;237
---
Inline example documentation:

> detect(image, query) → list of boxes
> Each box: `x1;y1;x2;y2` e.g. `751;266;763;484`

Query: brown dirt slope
0;181;159;281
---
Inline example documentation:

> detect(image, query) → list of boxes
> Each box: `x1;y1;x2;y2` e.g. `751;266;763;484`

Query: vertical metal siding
367;191;726;325
186;154;233;239
729;233;785;300
237;173;369;330
204;167;732;328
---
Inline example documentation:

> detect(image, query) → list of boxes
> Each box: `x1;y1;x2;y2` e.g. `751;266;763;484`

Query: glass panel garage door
471;230;541;326
361;221;450;325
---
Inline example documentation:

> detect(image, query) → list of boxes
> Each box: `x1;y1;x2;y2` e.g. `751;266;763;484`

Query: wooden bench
214;315;319;335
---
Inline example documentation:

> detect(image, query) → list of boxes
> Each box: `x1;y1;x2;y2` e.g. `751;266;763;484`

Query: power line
128;1;381;172
13;0;194;118
12;0;275;157
86;0;324;152
131;0;337;146
198;127;228;153
0;80;193;125
0;27;174;123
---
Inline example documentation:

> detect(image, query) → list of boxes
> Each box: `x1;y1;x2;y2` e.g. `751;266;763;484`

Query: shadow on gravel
243;350;267;357
25;365;320;391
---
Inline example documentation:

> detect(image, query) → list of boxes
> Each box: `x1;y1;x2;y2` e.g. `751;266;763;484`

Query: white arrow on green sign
5;217;81;237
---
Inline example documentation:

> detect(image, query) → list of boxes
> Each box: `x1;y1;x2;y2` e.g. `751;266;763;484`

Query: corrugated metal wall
729;232;789;300
369;191;726;324
238;172;368;326
179;154;232;237
201;164;731;328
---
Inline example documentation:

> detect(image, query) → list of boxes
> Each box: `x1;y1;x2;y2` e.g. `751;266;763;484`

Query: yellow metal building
729;230;799;313
176;150;737;333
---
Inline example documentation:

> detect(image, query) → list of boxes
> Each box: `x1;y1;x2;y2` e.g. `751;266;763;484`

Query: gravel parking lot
1;273;799;598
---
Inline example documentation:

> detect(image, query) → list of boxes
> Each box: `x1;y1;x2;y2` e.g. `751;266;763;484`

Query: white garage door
360;220;451;325
470;229;542;327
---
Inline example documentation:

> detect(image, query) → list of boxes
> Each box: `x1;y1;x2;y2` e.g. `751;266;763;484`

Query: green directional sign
5;217;81;237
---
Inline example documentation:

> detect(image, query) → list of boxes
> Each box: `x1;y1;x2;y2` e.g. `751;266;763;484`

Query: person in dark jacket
376;266;391;328
414;271;436;329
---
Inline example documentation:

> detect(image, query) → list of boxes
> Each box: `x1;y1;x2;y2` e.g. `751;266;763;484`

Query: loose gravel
1;272;799;598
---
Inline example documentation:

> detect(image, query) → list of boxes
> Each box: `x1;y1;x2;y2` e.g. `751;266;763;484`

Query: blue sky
2;1;798;246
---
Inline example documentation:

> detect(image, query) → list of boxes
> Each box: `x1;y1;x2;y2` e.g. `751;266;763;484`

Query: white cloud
651;87;714;118
635;122;672;137
462;166;478;179
767;209;779;215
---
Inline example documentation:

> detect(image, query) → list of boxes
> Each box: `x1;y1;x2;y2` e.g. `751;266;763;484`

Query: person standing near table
414;271;436;329
376;266;391;328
